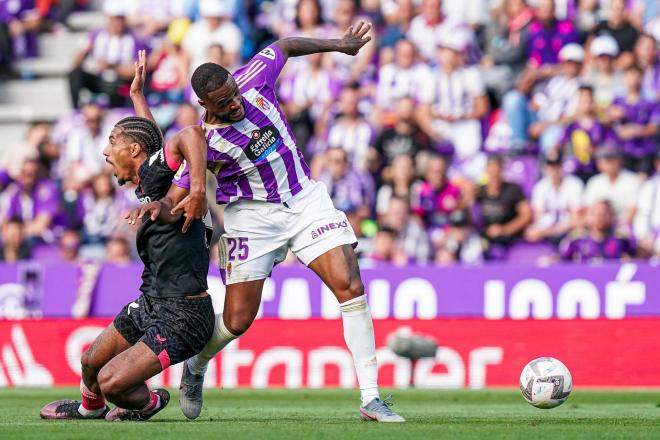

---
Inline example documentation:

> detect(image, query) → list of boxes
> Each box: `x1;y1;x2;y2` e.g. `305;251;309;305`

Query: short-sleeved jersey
174;44;311;205
418;66;485;119
135;149;211;298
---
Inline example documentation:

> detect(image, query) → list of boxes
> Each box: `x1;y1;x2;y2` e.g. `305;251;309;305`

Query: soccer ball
519;357;572;409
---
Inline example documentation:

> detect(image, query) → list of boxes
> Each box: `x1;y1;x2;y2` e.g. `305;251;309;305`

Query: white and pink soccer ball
520;357;572;409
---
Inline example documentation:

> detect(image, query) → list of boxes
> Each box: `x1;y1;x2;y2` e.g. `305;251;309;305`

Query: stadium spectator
375;153;416;217
279;52;339;159
525;152;583;244
527;43;584;152
559;200;634;262
80;173;121;246
374;40;429;124
442;0;490;31
0;122;50;179
557;85;612;181
105;235;132;264
583;35;623;109
0;218;30;261
363;225;409;266
476;155;532;259
58;228;81;261
326;0;376;84
0;0;41;77
379;195;431;264
68;1;140;108
583;143;641;226
417;30;489;162
322;86;374;171
410;154;462;230
182;0;242;73
609;63;660;175
372;97;432;173
481;0;535;96
634;33;660;99
144;18;191;104
589;0;639;63
433;210;484;265
526;0;578;69
164;102;199;140
634;152;660;256
0;158;60;248
317;147;375;235
276;0;327;39
57;104;109;190
379;0;415;52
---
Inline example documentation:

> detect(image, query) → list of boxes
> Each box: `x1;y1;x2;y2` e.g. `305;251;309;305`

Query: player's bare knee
347;278;365;300
80;349;102;374
224;314;253;336
97;367;124;402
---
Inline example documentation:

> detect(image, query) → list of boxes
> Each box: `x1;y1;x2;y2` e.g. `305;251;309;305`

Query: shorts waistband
227;181;317;210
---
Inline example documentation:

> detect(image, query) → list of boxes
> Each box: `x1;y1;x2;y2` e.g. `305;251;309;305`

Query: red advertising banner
0;319;658;388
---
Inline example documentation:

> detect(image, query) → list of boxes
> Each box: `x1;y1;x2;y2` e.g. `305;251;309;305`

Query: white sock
77;404;106;418
340;295;380;406
187;313;238;375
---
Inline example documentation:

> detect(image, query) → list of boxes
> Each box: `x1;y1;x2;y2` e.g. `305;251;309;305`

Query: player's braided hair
191;62;231;98
114;116;163;155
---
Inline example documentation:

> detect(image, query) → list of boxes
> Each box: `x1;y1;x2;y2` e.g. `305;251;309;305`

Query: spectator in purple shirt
68;1;141;108
557;85;613;181
609;63;660;175
318;147;375;236
0;0;41;77
0;158;60;247
559;200;635;262
526;0;578;69
410;154;462;230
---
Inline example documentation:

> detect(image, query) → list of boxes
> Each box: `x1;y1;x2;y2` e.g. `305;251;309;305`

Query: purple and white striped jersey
174;44;311;205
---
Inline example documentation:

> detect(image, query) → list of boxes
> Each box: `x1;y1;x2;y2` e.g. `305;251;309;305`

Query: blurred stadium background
0;0;659;392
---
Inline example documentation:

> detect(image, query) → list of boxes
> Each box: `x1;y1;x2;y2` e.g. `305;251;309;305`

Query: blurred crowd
1;0;660;267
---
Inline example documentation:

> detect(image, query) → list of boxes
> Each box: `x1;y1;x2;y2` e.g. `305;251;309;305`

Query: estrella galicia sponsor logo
246;125;281;161
311;220;348;239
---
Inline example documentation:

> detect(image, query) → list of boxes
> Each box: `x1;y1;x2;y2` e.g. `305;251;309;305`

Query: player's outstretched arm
129;49;156;123
275;21;372;60
168;126;208;233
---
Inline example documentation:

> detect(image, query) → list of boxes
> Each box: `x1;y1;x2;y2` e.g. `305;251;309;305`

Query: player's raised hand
125;201;162;226
130;49;147;96
171;192;208;233
340;21;372;56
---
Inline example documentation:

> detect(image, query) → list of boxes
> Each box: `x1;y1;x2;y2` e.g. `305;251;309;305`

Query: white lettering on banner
414;347;465;389
368;279;391;319
606;264;646;319
375;348;412;388
65;326;103;375
252;347;303;388
484;280;505;319
393;278;437;319
222;339;254;388
308;347;355;388
469;347;503;389
509;279;553;319
557;280;600;319
484;263;647;319
1;325;53;386
207;276;226;313
278;279;311;319
321;284;340;319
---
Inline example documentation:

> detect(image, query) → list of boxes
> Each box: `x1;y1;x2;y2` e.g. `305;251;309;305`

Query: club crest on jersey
226;262;232;276
246;125;281;162
259;47;276;60
255;96;270;111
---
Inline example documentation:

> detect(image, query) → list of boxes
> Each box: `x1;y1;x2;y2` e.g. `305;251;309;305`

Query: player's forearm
276;37;345;58
129;90;156;122
173;127;207;195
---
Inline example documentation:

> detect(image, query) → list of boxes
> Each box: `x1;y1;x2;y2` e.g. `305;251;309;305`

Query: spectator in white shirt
583;143;641;226
182;0;242;73
525;152;584;243
375;39;429;125
633;153;660;256
417;30;489;160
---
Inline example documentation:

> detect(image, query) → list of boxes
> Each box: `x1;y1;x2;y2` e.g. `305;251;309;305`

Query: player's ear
130;142;143;158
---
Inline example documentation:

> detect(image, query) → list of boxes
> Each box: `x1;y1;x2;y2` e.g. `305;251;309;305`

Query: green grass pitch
1;388;659;439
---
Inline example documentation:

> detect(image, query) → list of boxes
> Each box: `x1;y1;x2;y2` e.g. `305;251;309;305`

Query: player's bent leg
99;341;170;421
40;323;131;420
308;244;405;422
181;279;264;420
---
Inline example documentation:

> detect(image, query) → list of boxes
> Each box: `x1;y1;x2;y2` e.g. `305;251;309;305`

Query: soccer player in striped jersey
132;21;405;423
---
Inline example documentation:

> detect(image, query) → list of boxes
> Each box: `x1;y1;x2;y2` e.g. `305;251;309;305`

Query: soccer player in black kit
40;116;214;422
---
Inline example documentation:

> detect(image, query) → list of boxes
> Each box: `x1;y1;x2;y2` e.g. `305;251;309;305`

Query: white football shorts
218;181;357;285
